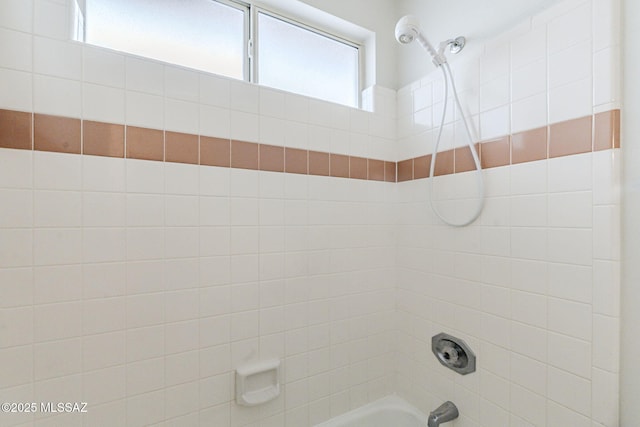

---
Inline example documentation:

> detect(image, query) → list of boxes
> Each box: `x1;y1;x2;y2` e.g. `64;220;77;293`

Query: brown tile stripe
0;109;32;150
83;121;124;158
512;127;547;164
0;110;620;182
480;136;510;169
166;131;199;164
127;126;164;161
397;159;413;182
455;144;480;173
368;159;385;181
549;115;592;158
34;114;81;154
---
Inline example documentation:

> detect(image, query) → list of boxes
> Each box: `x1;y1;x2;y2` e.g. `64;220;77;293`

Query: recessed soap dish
235;359;281;406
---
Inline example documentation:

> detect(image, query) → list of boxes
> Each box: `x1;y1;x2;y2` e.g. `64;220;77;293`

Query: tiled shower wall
0;1;399;426
395;0;621;426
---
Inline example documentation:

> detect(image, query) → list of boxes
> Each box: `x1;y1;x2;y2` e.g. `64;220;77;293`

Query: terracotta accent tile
126;126;164;161
414;155;432;179
200;136;230;167
309;151;330;176
433;149;455;176
368;159;385;181
549;116;592;158
231;140;259;170
83;121;124;158
455;144;480;173
285;148;308;175
0;109;32;150
480;137;510;169
34;114;81;154
259;144;284;172
397;159;414;182
511;127;547;164
165;131;199;164
384;161;396;182
349;156;367;180
330;154;349;178
594;109;620;151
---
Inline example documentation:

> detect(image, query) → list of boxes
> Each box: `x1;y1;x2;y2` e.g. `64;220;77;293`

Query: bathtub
314;395;427;427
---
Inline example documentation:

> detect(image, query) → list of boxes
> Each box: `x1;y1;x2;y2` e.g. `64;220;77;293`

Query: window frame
75;0;364;107
250;5;363;107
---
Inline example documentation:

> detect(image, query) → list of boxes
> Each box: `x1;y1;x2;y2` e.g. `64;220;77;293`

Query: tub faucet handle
427;401;459;427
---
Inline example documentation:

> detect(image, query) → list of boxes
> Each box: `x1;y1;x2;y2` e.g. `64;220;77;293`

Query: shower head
394;15;421;45
395;15;466;67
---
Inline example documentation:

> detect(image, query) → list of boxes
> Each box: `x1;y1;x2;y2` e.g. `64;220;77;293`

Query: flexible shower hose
428;62;484;227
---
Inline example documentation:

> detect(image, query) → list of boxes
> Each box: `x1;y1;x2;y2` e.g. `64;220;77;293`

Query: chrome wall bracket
432;332;476;375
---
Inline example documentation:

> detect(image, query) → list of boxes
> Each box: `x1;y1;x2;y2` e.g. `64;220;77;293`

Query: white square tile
547;366;591;416
34;228;82;266
0;345;33;387
34;264;81;304
33;36;81;80
0;306;33;348
34;190;81;227
82;228;126;263
230;111;259;143
83;45;126;88
547;262;592;303
126;228;164;261
0;0;32;32
548;228;593;266
165;66;199;102
199;104;230;139
592;314;620;371
82;297;126;335
82;331;125;371
125;57;164;95
0;28;32;71
83;192;126;227
82;83;125;123
480;76;510;112
164;227;199;258
165;320;199;354
548;153;592;193
511;26;547;69
0;189;32;228
0;68;33;112
82;262;126;299
510;383;546;426
594;46;622;106
512;59;546;101
83;153;126;192
548;41;592;89
591;368;619;426
548;297;592;340
125;325;164;362
547;400;591;427
510;353;546;395
165;195;199;226
230;80;259;114
126;194;164;227
547;2;592;53
547;331;591;378
511;290;546;328
593;260;620;316
125;158;164;194
34;338;82;380
511;93;547;133
548;191;593;228
33;74;82;118
510;321;547;362
33;0;68;39
593;205;620;260
548;78;592;123
125;91;164;129
165;98;199;134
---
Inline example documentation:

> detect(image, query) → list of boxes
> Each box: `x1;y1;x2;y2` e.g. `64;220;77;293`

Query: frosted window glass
85;0;245;79
258;13;359;108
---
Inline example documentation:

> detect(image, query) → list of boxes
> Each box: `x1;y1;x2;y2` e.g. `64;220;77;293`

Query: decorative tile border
397;109;620;182
0;108;620;184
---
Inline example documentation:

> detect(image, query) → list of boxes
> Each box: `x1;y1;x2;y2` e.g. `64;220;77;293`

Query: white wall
396;0;564;87
620;0;640;423
395;1;622;425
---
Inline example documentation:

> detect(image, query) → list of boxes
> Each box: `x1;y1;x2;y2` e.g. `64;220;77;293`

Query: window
257;12;359;108
74;0;361;107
